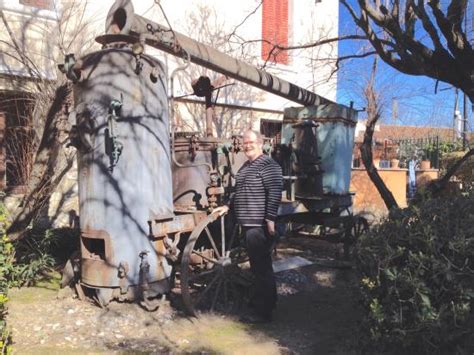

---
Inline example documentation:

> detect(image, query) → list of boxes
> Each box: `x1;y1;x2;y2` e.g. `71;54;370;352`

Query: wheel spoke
210;277;224;312
191;250;219;264
189;268;217;282
195;273;220;307
226;225;239;258
181;212;246;316
223;280;229;312
205;226;221;258
220;215;225;257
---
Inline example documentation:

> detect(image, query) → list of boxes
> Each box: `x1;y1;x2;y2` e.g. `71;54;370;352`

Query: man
215;130;282;323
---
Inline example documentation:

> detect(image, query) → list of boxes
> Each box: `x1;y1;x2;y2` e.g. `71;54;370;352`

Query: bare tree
174;3;265;138
340;1;474;102
0;1;94;239
341;0;474;194
360;56;399;210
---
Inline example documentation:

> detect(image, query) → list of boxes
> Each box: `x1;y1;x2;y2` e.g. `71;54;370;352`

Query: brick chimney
261;0;289;65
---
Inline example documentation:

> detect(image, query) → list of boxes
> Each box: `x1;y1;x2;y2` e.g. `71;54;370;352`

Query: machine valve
106;99;124;172
58;54;82;83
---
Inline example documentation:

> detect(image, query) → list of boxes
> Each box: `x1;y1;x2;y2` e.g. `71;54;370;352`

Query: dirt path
7;237;361;354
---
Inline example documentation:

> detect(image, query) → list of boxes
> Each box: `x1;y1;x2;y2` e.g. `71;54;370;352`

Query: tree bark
340;0;474;102
360;115;399;211
360;57;399;211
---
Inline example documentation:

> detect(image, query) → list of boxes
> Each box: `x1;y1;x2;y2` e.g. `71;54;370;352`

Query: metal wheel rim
180;212;245;316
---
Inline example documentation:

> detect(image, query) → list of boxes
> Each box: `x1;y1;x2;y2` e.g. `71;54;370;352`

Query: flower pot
420;160;431;170
390;159;400;169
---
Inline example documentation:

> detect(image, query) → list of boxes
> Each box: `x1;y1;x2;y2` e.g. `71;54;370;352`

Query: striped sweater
231;154;282;226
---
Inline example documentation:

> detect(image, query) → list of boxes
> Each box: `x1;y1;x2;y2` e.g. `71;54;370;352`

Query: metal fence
396;136;440;169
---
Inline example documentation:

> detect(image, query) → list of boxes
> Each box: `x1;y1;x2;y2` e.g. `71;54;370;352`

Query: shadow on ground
7;237;361;354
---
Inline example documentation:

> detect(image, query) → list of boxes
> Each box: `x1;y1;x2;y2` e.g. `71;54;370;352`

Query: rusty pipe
104;0;338;108
167;47;214;172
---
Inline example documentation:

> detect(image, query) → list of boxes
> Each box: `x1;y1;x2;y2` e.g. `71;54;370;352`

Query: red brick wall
262;0;289;65
19;0;53;10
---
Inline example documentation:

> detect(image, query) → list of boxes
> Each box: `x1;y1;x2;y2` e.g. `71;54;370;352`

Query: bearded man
215;129;282;323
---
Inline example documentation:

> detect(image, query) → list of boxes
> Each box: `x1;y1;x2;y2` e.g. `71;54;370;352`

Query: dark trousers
243;226;277;316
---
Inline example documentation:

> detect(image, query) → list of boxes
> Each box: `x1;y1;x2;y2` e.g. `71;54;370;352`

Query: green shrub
0;202;12;354
355;195;474;354
11;228;58;287
440;151;474;193
0;203;70;354
2;226;79;288
0;293;11;354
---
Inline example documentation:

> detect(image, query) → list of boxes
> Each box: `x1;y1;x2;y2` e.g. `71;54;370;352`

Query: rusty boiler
70;44;174;305
280;105;357;211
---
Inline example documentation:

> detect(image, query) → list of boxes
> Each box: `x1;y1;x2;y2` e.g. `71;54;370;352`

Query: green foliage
0;203;76;354
11;229;58;287
0;202;12;354
424;140;463;160
440;151;474;193
355;195;474;354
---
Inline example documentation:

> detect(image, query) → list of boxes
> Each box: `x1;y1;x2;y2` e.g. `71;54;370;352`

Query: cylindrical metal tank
171;136;247;209
73;47;173;299
172;137;216;210
281;105;357;196
291;120;323;199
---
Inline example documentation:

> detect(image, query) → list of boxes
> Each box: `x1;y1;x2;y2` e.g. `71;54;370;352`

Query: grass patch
9;271;61;305
163;315;280;354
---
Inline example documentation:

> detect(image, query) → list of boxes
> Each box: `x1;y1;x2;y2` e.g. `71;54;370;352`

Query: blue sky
336;2;471;132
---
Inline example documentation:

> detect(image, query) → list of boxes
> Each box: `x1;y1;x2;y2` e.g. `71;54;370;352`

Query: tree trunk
360;56;399;211
7;84;72;241
426;148;474;195
360;115;399;211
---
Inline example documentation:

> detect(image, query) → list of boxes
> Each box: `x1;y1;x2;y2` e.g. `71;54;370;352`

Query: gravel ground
7;237;362;354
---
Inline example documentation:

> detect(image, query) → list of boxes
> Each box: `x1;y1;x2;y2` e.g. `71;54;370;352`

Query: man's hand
266;219;275;236
213;205;229;216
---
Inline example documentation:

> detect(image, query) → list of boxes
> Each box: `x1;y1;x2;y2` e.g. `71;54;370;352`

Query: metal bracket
118;261;129;294
58;54;82;83
106;98;124;172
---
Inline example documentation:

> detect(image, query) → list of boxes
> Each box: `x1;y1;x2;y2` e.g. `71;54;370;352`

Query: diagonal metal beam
103;0;339;108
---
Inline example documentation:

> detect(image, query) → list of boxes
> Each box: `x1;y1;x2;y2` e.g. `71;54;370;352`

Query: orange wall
416;170;439;186
350;168;439;218
350;168;408;217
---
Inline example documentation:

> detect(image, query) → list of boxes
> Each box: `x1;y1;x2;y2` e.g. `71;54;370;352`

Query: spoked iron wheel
343;215;369;258
352;216;369;240
180;211;249;316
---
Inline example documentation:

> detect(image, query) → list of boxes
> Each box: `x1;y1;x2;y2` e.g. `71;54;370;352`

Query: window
261;0;289;65
260;118;282;143
0;1;59;21
0;92;35;192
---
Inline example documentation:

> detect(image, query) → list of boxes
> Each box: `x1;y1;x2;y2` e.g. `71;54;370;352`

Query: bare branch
360;57;399;210
266;34;368;51
413;0;444;51
447;0;468;27
0;10;42;91
427;0;471;56
404;0;416;38
226;0;263;42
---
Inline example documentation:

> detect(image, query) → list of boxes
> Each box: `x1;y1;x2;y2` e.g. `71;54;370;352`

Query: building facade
0;0;339;225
